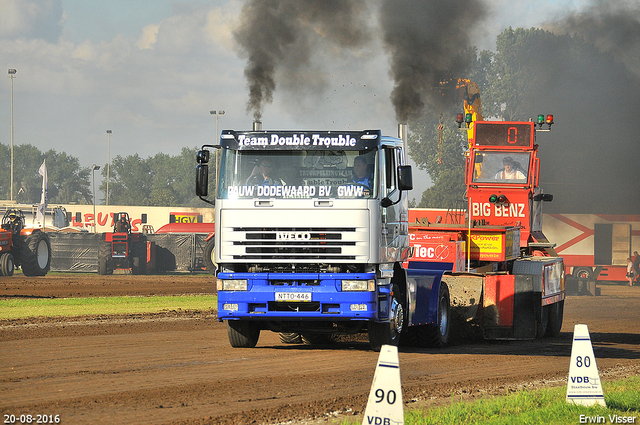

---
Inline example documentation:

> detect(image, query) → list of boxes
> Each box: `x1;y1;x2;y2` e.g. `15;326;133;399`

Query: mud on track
1;274;639;425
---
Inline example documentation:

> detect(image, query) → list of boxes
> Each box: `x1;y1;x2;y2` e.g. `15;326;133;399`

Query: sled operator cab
465;119;555;255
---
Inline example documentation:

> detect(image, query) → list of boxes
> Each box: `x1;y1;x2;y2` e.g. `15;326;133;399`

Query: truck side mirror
196;149;210;165
398;165;413;191
381;165;414;208
195;145;219;206
196;163;209;197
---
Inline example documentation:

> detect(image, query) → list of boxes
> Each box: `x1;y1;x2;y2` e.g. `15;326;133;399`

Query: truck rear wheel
368;284;404;351
545;300;564;337
227;320;260;348
417;282;451;348
279;332;303;344
20;232;51;276
301;333;332;345
0;253;15;276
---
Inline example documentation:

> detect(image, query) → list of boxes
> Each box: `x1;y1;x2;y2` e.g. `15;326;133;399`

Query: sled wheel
545;300;564;337
536;304;549;338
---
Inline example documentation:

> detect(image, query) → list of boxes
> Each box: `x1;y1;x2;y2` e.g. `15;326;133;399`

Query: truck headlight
218;279;248;291
342;279;375;291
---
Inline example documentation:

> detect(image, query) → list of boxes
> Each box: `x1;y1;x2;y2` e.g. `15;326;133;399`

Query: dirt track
1;274;639;425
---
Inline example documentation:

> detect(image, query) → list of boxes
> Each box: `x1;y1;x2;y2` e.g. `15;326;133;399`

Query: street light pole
8;69;16;201
106;130;112;205
91;164;100;233
209;110;225;197
210;110;225;140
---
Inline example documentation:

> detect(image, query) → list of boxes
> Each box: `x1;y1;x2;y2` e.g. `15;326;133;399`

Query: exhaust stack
253;120;262;131
398;123;408;162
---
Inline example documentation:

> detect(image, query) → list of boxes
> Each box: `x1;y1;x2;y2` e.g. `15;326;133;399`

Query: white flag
36;160;48;225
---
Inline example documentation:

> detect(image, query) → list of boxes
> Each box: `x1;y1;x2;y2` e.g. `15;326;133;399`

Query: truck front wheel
227;320;260;348
368;284;404;351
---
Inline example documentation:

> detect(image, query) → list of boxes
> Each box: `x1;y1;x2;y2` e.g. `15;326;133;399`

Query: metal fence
49;232;210;273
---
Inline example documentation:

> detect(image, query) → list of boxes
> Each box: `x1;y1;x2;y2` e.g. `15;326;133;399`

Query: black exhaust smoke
536;1;640;213
234;0;373;121
379;0;486;122
234;0;486;123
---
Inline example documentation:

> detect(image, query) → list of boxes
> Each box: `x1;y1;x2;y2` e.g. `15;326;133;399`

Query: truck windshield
471;151;531;184
217;149;378;199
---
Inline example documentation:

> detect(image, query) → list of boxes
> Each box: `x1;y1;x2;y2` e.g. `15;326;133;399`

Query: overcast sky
0;0;592;200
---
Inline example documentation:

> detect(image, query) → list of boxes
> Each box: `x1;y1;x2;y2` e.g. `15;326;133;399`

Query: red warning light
546;115;554;125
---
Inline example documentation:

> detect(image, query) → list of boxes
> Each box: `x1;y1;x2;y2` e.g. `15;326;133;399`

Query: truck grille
232;227;357;260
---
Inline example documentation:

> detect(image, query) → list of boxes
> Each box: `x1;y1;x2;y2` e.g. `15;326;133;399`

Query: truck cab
196;127;415;350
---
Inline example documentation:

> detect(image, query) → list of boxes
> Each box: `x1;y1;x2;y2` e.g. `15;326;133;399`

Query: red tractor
98;212;149;275
0;209;52;276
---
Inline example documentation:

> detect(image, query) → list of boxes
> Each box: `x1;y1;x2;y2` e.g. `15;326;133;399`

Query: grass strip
342;376;640;424
0;295;217;320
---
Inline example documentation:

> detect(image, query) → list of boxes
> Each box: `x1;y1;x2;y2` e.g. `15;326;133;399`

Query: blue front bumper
217;272;387;321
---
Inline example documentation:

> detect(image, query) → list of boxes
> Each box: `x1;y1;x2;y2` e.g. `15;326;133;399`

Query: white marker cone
566;324;606;407
362;345;404;425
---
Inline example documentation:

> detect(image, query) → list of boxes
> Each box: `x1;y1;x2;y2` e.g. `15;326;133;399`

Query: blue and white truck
196;123;454;350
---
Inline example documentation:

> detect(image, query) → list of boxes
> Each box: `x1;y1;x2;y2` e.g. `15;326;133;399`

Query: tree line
0;144;214;207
